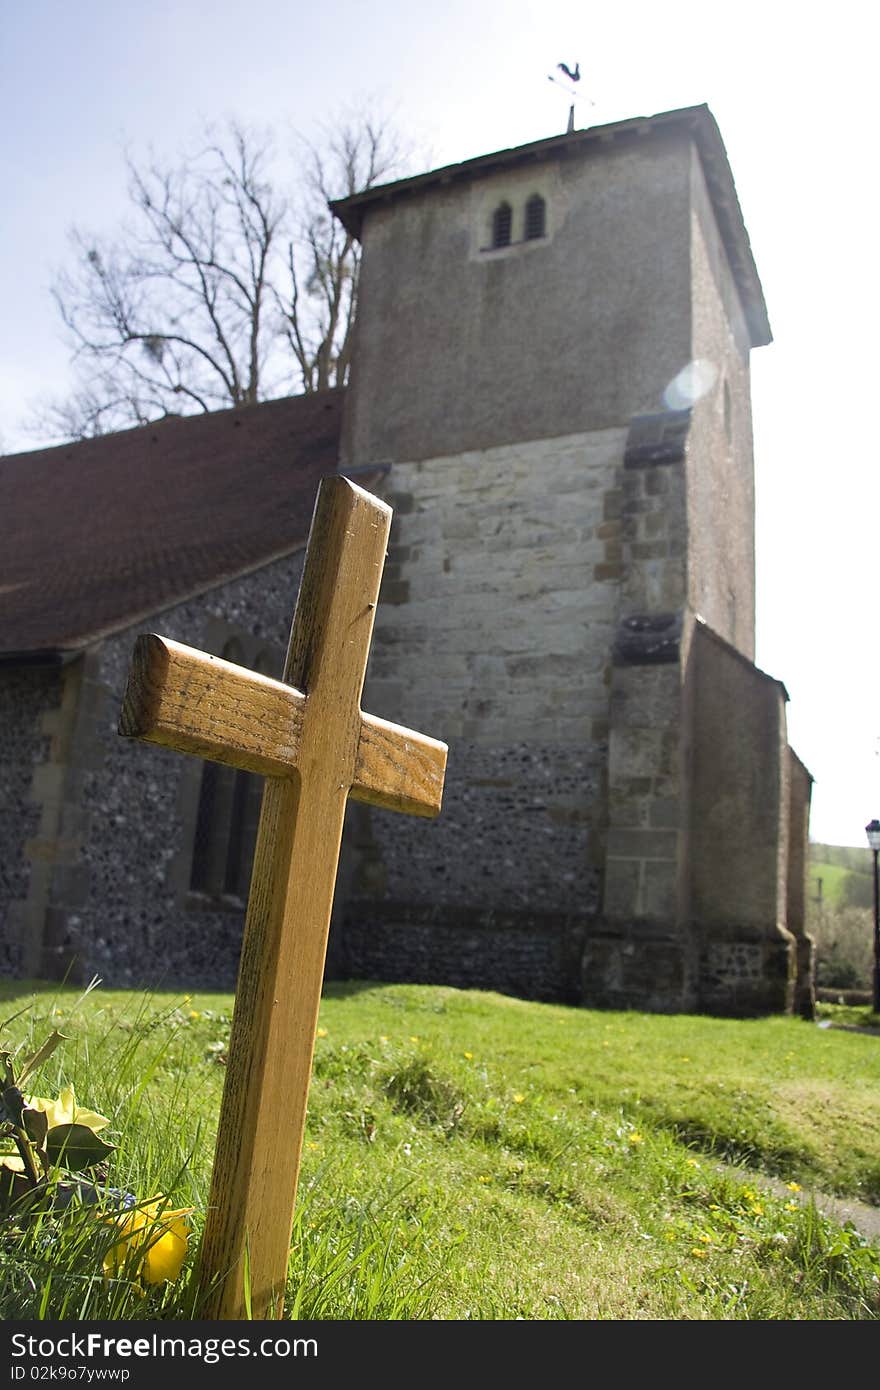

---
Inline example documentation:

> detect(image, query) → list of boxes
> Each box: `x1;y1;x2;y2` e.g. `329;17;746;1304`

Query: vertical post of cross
118;475;447;1320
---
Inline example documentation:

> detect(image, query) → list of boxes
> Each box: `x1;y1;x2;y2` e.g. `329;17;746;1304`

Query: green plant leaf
0;1155;34;1210
45;1123;116;1172
22;1106;49;1149
17;1031;68;1089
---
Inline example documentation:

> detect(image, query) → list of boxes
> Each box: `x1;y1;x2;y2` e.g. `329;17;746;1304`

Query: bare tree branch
35;110;413;442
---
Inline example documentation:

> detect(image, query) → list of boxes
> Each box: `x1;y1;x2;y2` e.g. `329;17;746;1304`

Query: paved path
717;1163;880;1246
711;1019;880;1246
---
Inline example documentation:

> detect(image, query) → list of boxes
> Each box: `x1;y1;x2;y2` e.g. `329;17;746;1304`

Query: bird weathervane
547;60;594;133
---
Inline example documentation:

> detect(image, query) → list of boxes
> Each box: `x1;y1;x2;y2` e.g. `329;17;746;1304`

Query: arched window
491;202;513;248
524;194;546;241
189;641;271;906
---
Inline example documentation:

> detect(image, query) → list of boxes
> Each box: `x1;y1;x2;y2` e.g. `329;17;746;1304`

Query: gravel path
716;1163;880;1246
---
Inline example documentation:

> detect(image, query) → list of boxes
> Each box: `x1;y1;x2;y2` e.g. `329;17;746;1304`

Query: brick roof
0;390;364;656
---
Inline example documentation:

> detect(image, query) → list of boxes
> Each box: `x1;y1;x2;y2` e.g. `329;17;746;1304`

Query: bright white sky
3;1;878;847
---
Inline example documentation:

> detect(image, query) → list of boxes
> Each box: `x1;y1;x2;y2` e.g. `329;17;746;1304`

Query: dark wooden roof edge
0;389;343;466
692;615;790;702
329;103;771;350
0;462;390;659
37;539;313;655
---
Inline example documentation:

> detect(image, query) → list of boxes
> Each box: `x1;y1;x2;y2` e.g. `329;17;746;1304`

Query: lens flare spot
662;359;717;409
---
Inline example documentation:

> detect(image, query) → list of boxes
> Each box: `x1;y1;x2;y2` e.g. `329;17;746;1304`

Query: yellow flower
785;1201;798;1211
188;1011;200;1021
750;1203;764;1216
103;1198;193;1286
25;1085;110;1134
409;1036;420;1043
686;1158;700;1168
742;1188;757;1201
786;1181;802;1193
697;1232;713;1243
315;1027;328;1038
463;1051;473;1060
628;1132;644;1145
691;1248;708;1258
379;1036;389;1044
306;1141;320;1151
513;1094;525;1104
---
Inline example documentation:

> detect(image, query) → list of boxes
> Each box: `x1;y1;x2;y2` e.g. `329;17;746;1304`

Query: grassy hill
1;978;879;1321
810;842;873;909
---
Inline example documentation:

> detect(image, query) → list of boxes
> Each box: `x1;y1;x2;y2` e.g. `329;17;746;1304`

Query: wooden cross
118;476;447;1319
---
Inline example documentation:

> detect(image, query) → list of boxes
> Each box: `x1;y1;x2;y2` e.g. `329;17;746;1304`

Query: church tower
330;104;813;1016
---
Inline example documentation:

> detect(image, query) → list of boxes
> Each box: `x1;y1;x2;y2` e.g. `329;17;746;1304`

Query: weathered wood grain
119;635;445;816
117;474;447;1319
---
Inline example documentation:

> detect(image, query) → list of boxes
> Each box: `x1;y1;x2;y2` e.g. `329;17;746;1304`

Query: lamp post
866;819;880;1014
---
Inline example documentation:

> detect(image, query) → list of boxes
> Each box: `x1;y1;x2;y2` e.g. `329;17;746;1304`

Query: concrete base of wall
581;926;695;1013
695;931;795;1017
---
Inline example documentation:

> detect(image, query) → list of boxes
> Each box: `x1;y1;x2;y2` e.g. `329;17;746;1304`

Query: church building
0;103;814;1017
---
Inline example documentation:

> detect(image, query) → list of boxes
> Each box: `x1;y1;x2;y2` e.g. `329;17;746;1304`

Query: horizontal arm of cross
119;633;446;818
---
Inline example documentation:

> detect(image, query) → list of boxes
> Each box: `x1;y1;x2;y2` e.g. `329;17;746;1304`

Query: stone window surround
471;167;561;260
171;618;284;916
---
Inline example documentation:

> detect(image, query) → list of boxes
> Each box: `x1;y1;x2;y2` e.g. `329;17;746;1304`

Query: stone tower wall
343;427;627;1000
340;133;694;469
686;146;757;659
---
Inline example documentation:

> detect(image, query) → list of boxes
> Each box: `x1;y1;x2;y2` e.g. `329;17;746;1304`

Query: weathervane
547;60;594;133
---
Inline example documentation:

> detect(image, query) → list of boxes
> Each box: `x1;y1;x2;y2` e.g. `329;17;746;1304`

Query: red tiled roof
0;391;361;655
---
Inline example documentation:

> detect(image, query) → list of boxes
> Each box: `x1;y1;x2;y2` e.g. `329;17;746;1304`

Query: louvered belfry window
492;202;513;248
524;194;546;241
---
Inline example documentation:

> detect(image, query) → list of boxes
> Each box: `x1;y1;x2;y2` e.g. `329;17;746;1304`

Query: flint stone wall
2;551;305;988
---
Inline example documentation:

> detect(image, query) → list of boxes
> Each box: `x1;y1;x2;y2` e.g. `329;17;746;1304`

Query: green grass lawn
2;977;879;1321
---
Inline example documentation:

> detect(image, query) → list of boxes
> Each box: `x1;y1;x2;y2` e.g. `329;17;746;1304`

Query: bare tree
281;117;406;394
37;112;410;441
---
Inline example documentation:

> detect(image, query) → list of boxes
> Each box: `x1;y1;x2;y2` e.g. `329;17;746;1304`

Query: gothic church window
491;202;513;248
524;194;546;240
188;638;275;908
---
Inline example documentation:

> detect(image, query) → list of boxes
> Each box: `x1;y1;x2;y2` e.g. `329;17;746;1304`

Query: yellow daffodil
103;1198;193;1286
25;1085;109;1134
